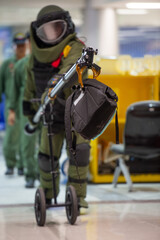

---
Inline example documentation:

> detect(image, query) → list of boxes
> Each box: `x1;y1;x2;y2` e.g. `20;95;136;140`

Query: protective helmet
13;32;26;45
32;5;75;46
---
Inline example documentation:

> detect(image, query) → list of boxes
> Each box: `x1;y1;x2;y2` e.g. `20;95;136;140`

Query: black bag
65;78;119;152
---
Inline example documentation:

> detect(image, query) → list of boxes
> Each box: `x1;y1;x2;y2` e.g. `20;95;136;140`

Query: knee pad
38;152;59;172
69;143;90;167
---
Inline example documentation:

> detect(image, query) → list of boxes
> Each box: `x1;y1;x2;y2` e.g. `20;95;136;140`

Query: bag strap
65;90;77;155
65;88;82;184
115;109;119;144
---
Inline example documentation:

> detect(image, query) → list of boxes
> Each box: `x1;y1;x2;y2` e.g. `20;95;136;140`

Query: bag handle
76;65;86;88
76;64;101;88
92;64;101;79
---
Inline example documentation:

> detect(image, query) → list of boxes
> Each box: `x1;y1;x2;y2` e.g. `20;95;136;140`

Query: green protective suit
0;56;23;169
9;55;39;181
23;24;90;207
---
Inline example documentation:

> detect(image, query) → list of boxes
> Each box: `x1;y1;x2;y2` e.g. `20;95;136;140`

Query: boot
18;168;24;176
5;168;14;175
25;178;35;188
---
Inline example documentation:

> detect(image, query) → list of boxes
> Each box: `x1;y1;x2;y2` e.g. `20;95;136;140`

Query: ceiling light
117;9;148;14
126;2;160;9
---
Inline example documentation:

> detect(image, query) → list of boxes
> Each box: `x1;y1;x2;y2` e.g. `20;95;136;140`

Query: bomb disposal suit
23;5;90;207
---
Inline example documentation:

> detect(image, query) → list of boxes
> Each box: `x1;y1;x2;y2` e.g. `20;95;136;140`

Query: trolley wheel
34;188;46;226
65;185;78;225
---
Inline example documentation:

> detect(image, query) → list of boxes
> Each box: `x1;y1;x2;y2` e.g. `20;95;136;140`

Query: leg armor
68;143;90;206
38;152;60;199
38;128;65;199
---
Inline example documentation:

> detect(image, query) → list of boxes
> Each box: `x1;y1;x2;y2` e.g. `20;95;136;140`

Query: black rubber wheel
34;188;46;226
65;185;78;225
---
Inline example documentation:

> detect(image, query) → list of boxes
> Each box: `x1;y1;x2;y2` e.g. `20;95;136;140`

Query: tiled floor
0;132;160;240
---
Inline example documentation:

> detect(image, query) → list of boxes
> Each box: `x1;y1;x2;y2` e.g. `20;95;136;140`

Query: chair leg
119;157;133;192
112;157;133;192
112;165;121;188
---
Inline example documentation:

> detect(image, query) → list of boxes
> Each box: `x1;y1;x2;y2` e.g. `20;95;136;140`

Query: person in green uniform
8;33;39;188
0;33;27;175
23;5;90;208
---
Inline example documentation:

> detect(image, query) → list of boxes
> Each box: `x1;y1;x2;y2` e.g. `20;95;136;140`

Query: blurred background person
0;32;27;175
8;32;39;188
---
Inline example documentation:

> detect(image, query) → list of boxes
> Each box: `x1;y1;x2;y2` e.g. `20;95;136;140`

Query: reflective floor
1;201;160;240
0;133;160;240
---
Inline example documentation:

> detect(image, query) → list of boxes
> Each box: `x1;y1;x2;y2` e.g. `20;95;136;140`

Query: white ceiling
0;0;160;27
92;0;160;8
0;0;85;26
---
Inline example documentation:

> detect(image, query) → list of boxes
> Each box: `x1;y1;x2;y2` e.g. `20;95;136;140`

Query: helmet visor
36;20;67;44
